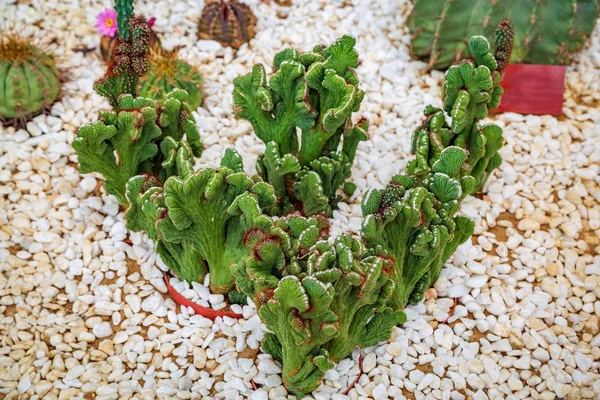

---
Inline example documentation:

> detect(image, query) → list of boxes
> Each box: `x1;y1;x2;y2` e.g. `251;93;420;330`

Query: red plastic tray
496;64;566;116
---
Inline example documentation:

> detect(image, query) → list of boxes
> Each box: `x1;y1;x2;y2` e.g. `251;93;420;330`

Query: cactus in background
198;0;257;49
409;23;512;192
233;215;405;397
233;35;368;216
0;31;61;127
408;0;599;69
95;15;151;107
361;147;475;309
138;48;203;110
73;90;202;205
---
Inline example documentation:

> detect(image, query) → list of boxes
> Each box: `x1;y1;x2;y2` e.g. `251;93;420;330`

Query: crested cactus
95;15;151;108
138;48;203;110
198;0;257;49
0;31;61;126
234;215;405;397
408;0;599;69
233;35;368;216
409;23;513;192
361;147;475;309
155;148;276;293
73;89;202;205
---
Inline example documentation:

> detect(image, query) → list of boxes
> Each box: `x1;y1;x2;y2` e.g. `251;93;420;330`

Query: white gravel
1;0;599;399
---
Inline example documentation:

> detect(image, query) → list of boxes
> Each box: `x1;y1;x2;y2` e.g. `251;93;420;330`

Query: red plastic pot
496;64;566;116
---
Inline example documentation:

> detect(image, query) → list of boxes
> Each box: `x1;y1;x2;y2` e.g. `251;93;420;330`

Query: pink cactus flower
96;8;118;37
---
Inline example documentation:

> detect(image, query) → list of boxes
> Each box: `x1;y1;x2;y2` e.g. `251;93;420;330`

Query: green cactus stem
233;36;368;216
73;90;202;205
409;25;512;192
0;32;61;126
198;0;257;49
158;149;276;292
408;0;598;69
361;147;475;309
115;0;135;40
95;15;151;108
138;48;203;110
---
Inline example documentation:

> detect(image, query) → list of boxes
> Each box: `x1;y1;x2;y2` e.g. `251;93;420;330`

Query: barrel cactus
408;0;599;69
138;49;203;110
0;32;61;126
198;0;257;49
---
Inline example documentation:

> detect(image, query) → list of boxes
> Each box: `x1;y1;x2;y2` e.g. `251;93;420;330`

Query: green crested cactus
95;15;151;107
409;23;513;192
361;147;475;309
138;48;203;110
198;0;257;49
0;32;61;126
408;0;598;69
156;148;276;293
233;215;405;397
233;35;368;216
73;89;202;205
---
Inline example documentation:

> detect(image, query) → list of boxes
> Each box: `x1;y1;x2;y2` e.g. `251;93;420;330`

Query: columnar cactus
408;0;598;69
233;35;368;216
0;32;61;126
198;0;257;49
95;15;151;107
73;90;202;205
409;22;512;192
138;49;203;110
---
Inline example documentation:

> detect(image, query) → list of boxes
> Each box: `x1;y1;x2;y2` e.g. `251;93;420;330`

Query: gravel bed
1;0;599;399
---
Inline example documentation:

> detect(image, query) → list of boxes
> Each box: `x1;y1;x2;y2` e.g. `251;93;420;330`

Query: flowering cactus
233;35;368;216
409;21;513;192
73;90;202;205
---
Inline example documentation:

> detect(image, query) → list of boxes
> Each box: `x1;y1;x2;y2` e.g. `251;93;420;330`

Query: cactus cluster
138;48;203;110
74;6;511;393
233;35;368;216
408;0;599;69
0;31;61;127
198;0;257;49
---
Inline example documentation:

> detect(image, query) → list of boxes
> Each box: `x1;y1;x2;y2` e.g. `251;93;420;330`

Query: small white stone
362;353;377;373
92;322;113;339
372;383;388;400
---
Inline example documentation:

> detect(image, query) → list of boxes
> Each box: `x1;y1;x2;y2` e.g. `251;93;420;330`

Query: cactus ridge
408;0;599;69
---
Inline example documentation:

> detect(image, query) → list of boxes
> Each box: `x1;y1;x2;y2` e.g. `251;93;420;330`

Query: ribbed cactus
408;0;599;69
0;32;61;126
73;89;202;205
115;0;135;40
198;0;257;49
138;49;203;110
95;15;151;108
233;35;368;216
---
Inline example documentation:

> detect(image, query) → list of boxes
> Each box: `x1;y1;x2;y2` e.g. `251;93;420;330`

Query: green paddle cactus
233;35;368;216
408;0;599;69
409;22;513;192
138;49;203;110
0;32;61;126
73;90;202;205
